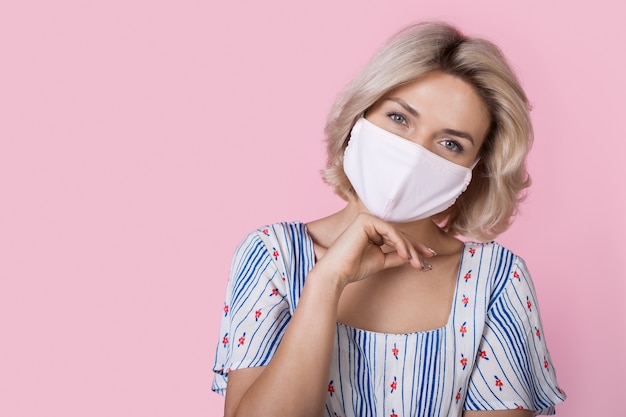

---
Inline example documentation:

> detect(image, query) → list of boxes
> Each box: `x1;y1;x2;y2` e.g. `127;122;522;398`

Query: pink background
1;0;624;416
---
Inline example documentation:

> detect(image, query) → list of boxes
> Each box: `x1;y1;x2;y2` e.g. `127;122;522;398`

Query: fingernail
423;260;433;271
427;247;437;256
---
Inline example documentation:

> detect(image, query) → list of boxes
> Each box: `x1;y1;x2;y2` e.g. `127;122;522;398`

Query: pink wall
1;0;623;416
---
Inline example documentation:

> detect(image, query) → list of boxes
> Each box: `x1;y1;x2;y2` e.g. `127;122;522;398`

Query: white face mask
343;117;476;223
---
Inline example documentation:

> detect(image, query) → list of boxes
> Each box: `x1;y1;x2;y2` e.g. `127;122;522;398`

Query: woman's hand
313;213;436;288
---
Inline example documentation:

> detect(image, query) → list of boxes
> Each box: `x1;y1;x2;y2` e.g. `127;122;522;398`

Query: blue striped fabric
212;222;566;416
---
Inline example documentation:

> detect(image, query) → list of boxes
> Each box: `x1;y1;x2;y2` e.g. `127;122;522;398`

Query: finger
360;221;400;250
359;222;415;268
380;233;425;270
406;242;431;271
381;251;411;270
381;247;431;272
367;233;385;247
390;233;433;271
401;231;437;258
358;215;433;270
419;257;433;271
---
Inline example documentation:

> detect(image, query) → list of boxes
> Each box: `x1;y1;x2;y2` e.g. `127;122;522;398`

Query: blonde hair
322;21;532;241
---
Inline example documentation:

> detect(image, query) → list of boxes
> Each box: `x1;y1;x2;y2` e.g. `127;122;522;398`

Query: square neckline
300;222;472;337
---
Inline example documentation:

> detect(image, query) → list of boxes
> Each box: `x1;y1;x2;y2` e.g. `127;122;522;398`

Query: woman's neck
306;199;464;257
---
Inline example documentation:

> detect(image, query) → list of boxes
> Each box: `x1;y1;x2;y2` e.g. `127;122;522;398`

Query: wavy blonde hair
321;21;532;241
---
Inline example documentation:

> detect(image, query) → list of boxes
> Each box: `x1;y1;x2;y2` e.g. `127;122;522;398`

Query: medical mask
343;117;475;223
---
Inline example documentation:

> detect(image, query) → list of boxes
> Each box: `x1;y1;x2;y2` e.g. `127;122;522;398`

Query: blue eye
387;112;407;125
441;139;464;153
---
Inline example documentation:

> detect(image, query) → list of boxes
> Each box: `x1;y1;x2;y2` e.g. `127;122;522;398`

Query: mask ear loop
470;157;481;170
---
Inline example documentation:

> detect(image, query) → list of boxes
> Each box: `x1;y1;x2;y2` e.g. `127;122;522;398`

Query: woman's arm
224;213;432;417
225;267;344;417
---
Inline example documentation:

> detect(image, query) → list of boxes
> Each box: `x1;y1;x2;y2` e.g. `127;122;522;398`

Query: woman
212;21;566;416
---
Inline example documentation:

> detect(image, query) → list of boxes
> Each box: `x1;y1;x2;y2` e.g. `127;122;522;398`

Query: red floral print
237;332;246;347
494;376;503;391
460;322;467;337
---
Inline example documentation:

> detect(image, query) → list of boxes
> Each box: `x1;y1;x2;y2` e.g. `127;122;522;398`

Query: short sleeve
464;256;566;415
211;231;291;396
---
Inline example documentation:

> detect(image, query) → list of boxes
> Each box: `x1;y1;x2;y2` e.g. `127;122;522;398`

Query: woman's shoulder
461;240;529;302
234;221;313;268
232;221;308;260
244;221;308;245
463;239;522;261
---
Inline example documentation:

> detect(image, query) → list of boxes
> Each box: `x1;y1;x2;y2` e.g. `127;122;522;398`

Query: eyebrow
386;98;418;116
442;128;475;145
385;97;476;145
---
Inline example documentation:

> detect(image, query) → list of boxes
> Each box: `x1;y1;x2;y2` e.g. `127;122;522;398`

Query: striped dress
212;222;566;416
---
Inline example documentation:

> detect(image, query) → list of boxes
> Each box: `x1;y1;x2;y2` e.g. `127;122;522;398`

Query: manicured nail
427;247;437;256
423;260;433;271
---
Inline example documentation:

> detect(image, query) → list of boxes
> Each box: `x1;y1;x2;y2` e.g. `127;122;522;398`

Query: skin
224;72;533;417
